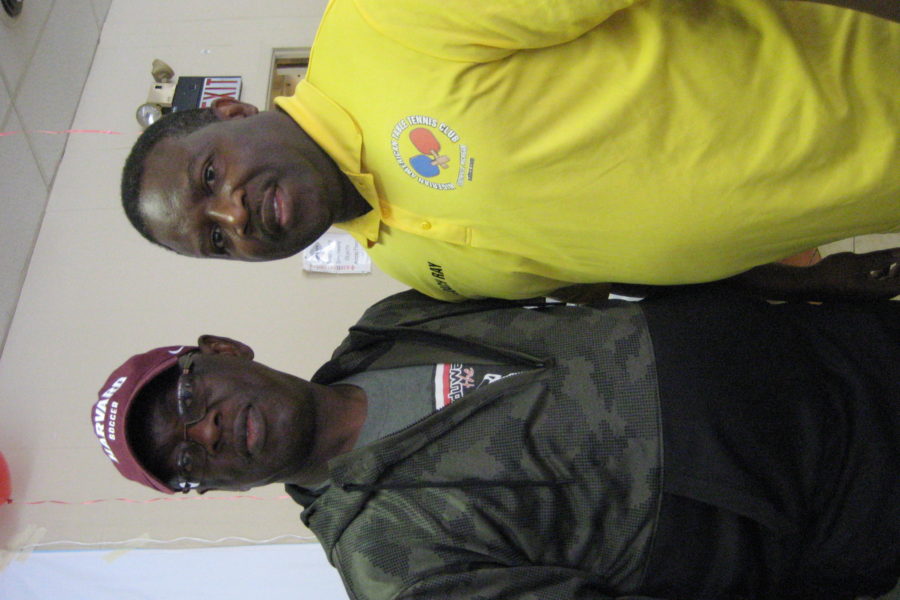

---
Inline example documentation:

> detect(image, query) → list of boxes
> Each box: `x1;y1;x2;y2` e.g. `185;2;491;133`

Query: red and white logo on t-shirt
433;363;519;410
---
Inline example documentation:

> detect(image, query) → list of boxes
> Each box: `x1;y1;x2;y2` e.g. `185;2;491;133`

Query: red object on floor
0;451;11;504
779;248;822;267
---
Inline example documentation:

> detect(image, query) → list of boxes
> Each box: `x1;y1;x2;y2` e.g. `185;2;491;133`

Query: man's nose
206;186;248;236
185;410;222;454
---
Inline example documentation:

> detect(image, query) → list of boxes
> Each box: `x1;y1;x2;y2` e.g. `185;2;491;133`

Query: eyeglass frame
172;351;207;493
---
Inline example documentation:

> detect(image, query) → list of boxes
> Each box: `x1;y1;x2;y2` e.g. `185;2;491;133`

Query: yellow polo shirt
277;0;900;300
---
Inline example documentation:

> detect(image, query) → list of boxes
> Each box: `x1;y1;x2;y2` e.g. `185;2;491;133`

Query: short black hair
121;108;219;247
126;366;180;488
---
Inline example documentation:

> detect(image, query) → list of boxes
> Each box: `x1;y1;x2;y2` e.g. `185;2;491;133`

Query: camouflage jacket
289;291;664;599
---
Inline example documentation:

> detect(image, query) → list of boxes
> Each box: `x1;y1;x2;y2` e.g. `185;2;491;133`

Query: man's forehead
138;138;197;250
139;187;189;236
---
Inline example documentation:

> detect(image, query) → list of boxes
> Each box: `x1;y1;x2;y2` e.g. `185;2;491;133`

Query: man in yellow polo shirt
123;0;900;301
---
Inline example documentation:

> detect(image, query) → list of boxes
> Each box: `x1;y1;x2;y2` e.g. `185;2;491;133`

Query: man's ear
197;335;255;360
211;97;259;120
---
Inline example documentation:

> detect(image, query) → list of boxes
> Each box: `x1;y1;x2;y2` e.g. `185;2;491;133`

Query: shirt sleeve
352;0;641;62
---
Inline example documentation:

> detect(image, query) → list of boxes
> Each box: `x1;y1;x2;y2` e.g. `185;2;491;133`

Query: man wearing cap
92;285;899;600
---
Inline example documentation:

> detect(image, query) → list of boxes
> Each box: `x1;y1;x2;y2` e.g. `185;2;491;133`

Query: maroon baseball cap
91;345;197;494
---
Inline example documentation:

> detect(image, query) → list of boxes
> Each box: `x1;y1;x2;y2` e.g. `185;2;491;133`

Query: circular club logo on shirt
390;115;472;190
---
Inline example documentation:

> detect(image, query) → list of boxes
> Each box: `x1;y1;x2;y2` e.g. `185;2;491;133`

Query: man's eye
210;225;226;254
177;450;195;474
203;163;216;191
177;394;195;417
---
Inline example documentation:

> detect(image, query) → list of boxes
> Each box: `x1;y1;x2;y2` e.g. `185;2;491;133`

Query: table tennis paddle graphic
410;154;441;177
409;127;450;177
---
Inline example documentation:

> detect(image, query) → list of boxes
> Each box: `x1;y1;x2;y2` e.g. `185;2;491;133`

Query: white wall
0;0;404;567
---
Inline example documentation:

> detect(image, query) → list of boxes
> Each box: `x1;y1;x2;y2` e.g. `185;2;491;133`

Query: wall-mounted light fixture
135;59;176;128
2;0;23;18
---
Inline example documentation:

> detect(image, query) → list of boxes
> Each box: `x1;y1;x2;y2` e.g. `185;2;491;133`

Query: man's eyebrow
187;150;201;195
182;150;210;257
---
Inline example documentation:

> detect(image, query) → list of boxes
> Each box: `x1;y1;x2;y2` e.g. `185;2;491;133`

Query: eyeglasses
173;352;207;493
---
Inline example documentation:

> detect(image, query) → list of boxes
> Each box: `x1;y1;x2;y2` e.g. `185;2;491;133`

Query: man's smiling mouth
236;404;266;457
259;185;283;236
274;187;290;228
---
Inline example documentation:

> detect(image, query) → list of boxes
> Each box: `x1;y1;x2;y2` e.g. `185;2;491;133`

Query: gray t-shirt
340;362;523;449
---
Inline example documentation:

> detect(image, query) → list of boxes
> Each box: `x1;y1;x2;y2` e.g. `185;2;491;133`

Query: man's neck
274;105;371;225
287;383;368;487
335;178;371;223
